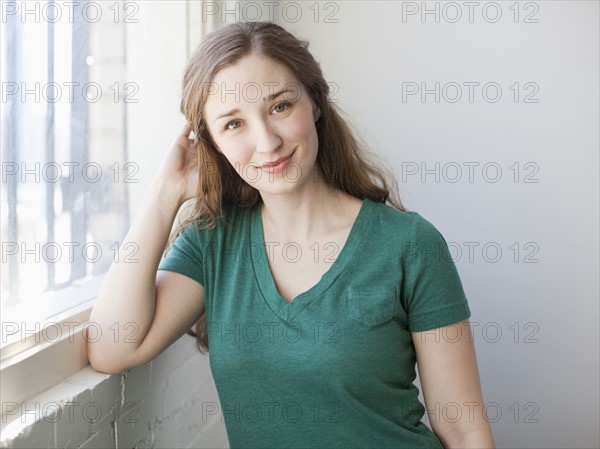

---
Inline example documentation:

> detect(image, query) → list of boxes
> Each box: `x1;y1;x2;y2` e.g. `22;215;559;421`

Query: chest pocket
346;288;397;327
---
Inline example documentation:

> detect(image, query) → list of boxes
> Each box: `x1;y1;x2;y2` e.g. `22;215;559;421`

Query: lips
261;150;295;167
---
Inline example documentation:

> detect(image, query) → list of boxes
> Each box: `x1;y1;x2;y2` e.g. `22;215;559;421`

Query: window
0;1;138;410
1;0;134;346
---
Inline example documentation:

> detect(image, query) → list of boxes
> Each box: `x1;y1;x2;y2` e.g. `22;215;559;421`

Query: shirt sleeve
158;223;205;286
403;212;471;332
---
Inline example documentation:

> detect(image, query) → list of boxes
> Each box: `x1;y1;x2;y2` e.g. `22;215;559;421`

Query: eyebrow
266;87;295;102
212;87;296;124
214;108;240;124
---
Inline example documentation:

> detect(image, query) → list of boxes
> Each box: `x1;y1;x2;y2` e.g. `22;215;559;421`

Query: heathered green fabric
158;197;471;449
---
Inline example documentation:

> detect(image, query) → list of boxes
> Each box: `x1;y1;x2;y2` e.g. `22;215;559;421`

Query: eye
272;102;292;114
224;119;242;131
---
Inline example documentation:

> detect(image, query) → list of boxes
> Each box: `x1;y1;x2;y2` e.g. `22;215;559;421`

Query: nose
253;119;282;155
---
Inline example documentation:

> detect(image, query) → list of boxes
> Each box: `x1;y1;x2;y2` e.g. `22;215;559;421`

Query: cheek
285;112;319;143
217;138;255;169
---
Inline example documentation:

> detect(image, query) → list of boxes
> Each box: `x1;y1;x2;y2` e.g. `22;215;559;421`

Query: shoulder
368;200;439;240
181;202;255;232
366;202;452;264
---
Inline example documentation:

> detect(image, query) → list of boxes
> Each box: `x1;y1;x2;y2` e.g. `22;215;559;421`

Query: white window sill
0;365;115;446
1;275;107;423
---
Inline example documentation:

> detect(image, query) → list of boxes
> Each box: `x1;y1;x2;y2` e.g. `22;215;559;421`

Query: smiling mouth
261;150;295;168
258;150;296;174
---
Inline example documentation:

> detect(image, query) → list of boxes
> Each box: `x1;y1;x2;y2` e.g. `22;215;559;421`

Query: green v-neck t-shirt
158;197;471;449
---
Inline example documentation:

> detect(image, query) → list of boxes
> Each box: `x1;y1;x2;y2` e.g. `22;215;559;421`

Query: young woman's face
203;53;321;195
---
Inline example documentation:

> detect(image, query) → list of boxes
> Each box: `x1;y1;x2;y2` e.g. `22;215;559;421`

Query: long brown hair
176;21;406;353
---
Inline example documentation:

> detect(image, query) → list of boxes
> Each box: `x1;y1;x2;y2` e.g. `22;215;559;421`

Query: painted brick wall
1;336;228;449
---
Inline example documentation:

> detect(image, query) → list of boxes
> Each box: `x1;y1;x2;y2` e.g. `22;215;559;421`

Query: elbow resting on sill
87;351;129;376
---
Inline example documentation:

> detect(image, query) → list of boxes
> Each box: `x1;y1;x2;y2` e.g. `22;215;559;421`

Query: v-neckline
250;197;374;322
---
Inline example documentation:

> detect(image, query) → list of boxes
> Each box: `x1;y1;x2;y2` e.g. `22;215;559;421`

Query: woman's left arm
412;318;496;449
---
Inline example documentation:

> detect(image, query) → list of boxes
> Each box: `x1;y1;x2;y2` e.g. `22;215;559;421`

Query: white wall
267;1;599;448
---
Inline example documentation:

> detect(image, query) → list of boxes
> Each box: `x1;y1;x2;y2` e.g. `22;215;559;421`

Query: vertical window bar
68;1;90;282
4;0;20;302
45;0;56;290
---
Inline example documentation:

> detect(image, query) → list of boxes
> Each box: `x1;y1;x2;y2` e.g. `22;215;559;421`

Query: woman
88;21;495;449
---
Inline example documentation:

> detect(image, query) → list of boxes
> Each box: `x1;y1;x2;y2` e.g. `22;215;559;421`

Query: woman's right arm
87;123;204;375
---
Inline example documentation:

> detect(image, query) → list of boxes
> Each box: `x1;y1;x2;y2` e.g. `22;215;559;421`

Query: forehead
204;53;302;112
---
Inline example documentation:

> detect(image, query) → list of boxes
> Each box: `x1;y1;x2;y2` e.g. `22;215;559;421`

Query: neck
259;169;359;242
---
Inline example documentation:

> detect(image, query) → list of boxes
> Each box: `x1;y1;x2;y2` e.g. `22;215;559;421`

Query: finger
180;122;192;139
